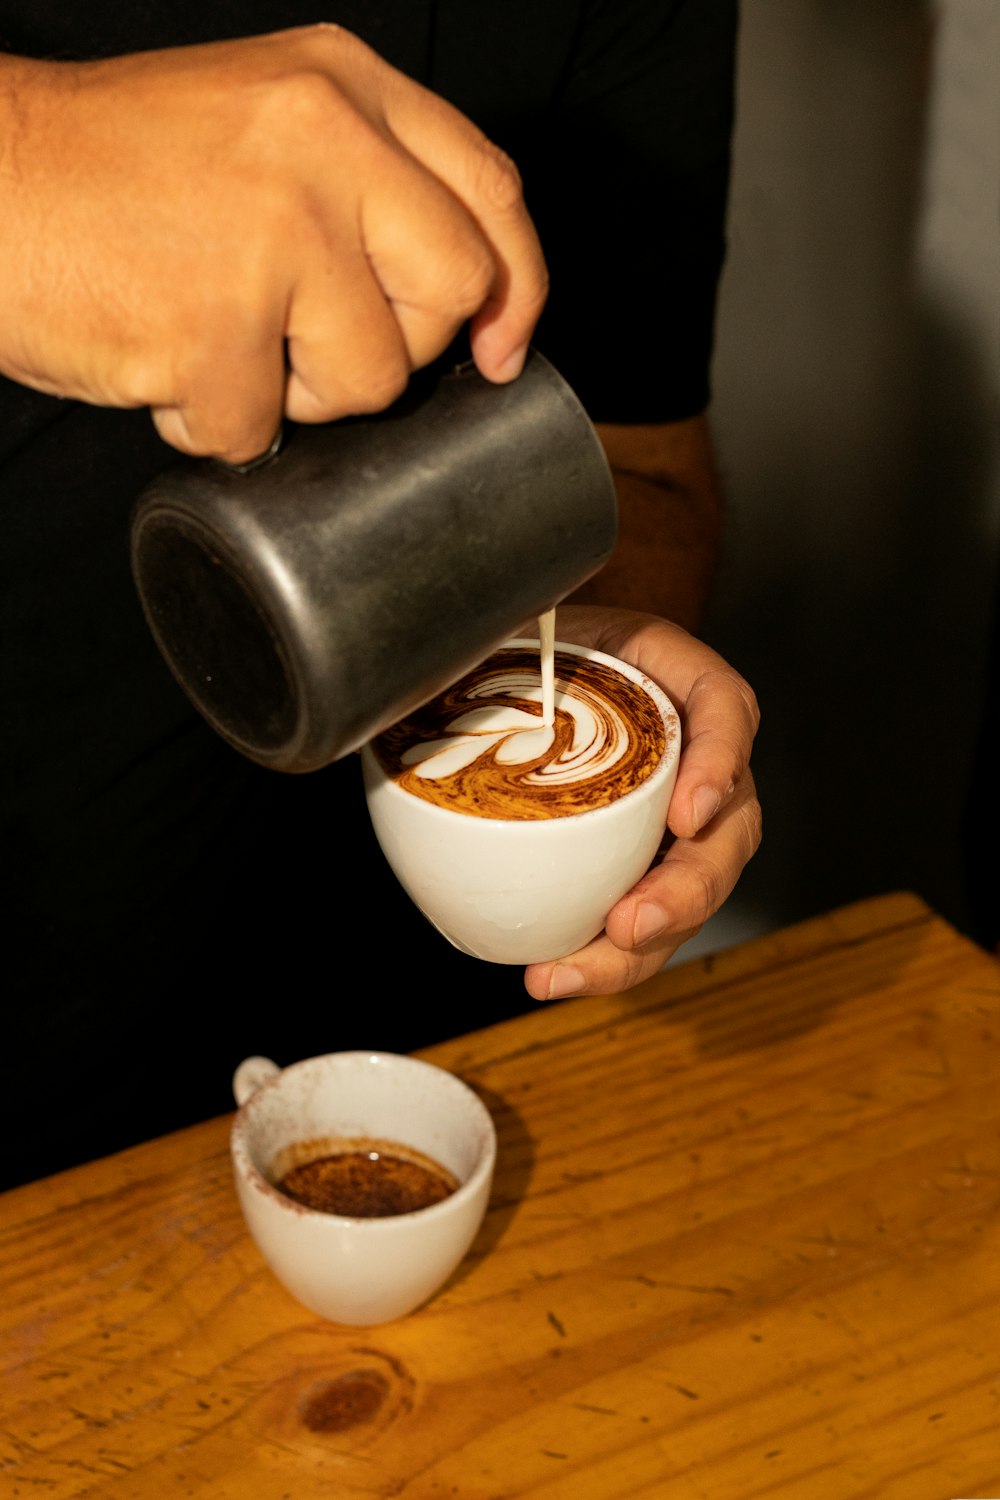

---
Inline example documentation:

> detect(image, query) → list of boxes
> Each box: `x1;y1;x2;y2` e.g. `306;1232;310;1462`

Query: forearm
572;415;725;634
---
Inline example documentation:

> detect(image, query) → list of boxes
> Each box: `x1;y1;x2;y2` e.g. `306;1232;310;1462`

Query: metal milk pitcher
129;347;618;774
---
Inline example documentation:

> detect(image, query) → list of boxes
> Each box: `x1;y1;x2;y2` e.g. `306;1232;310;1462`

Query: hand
0;26;548;461
523;605;762;999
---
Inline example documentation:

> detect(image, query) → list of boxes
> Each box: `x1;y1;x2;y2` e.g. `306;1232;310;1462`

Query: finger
667;664;761;841
283;248;415;424
149;331;287;462
380;81;549;378
552;609;760;840
356;163;499;371
285;144;499;417
464;153;551;382
284;208;488;421
523;773;762;1002
605;768;763;949
523;924;703;1003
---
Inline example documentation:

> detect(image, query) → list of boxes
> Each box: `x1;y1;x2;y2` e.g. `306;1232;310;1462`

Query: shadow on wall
691;0;999;957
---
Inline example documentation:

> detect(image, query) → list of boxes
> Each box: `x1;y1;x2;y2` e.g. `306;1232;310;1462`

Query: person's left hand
523;604;762;999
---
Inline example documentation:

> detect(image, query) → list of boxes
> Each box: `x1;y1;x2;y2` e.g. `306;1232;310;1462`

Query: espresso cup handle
232;1055;281;1107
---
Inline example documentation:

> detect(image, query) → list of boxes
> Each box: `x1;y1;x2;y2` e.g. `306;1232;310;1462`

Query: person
0;3;761;1189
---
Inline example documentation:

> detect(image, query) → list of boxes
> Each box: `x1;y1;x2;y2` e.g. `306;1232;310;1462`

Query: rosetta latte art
371;647;670;820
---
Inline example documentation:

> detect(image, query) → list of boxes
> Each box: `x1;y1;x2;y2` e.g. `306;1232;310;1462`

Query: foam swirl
371;646;670;820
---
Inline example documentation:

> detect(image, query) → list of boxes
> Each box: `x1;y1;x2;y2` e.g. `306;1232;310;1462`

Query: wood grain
2;891;999;1498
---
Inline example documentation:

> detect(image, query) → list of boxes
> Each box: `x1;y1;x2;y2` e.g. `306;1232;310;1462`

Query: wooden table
3;891;999;1499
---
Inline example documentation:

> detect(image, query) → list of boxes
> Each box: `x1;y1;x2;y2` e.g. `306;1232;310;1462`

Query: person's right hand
0;25;548;462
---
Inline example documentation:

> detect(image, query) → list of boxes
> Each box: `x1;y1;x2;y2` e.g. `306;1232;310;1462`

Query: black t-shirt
0;1;738;1186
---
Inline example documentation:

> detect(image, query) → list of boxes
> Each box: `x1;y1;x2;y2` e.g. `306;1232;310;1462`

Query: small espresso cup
360;638;682;965
230;1051;496;1325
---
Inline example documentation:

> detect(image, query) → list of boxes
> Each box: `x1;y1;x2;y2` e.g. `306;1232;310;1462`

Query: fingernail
494;344;527;382
546;965;585;1000
691;784;722;833
633;904;667;945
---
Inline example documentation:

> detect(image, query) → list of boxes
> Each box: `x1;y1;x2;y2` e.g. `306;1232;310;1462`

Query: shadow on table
440;1078;533;1293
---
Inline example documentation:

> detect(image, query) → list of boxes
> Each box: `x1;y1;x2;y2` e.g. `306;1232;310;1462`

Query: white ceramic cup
360;640;682;965
230;1050;496;1326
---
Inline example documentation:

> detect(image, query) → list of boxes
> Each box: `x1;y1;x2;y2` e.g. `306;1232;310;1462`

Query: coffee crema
272;1136;459;1218
371;646;670;820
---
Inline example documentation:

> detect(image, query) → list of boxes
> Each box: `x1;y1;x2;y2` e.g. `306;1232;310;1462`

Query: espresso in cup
272;1136;459;1217
362;639;682;966
369;644;669;820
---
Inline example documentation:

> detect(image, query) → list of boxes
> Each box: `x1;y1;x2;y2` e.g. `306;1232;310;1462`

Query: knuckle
337;356;410;415
693;663;760;725
523;261;552;319
444;243;496;316
688;860;726;922
302;19;345;45
687;667;761;772
265;67;345;133
738;792;764;860
410;228;495;319
612;951;652;991
251;64;373;154
472;140;526;216
738;677;762;733
305;21;373;67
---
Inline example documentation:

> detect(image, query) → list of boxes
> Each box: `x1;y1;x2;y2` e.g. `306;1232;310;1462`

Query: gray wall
689;0;1000;955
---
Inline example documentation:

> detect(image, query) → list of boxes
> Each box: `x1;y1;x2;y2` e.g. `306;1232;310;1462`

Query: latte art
371;647;671;820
